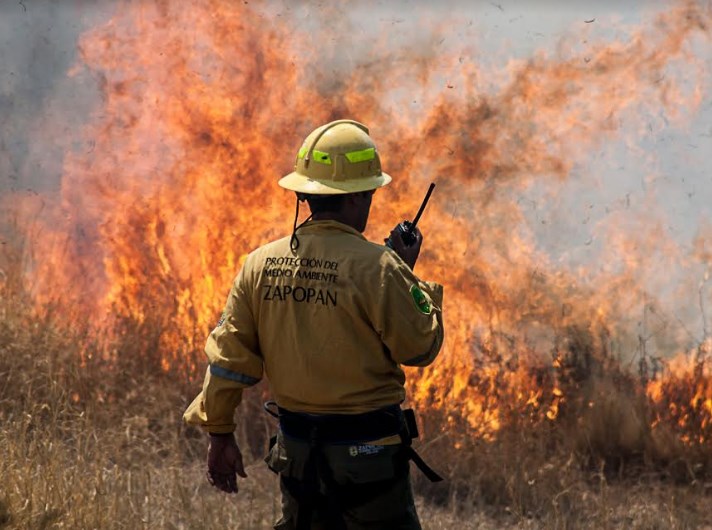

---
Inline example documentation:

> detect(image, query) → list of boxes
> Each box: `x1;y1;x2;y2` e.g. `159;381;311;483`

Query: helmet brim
278;172;392;195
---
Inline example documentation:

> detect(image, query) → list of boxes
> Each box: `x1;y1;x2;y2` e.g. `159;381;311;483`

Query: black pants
267;432;422;530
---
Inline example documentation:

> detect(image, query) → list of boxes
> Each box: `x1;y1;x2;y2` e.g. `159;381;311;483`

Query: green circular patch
410;285;432;315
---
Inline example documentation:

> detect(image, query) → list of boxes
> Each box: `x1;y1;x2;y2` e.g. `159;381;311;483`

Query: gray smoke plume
0;0;113;194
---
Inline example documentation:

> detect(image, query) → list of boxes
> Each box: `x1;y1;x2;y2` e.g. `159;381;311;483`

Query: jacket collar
297;220;366;241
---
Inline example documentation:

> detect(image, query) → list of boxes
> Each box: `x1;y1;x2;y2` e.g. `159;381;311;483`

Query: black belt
277;404;402;444
265;402;443;482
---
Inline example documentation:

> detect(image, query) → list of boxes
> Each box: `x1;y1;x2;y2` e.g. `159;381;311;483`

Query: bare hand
207;433;247;494
386;225;423;270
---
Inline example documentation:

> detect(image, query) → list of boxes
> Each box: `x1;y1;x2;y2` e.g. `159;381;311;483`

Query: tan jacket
184;220;444;433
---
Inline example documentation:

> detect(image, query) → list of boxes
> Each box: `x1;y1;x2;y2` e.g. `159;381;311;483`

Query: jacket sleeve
370;251;444;367
183;264;263;433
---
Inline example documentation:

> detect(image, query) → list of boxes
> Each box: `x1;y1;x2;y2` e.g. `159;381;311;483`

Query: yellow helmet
279;120;392;195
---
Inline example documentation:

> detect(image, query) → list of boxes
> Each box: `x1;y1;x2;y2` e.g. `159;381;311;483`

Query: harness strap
399;408;444;483
405;446;443;483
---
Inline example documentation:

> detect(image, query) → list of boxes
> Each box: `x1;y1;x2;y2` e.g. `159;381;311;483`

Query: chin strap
290;195;313;252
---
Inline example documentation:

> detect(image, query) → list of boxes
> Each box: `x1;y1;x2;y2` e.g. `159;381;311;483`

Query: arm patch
410;285;432;315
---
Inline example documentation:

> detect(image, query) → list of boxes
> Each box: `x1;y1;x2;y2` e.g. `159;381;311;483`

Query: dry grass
2;273;712;529
0;282;281;529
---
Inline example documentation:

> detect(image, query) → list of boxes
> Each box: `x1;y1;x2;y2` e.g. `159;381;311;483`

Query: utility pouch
325;443;398;485
265;432;290;474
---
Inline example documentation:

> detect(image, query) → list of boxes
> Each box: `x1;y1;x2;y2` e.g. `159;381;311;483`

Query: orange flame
3;0;712;442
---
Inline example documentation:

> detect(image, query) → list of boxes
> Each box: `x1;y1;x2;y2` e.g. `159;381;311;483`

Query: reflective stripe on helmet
298;147;374;165
311;149;332;164
298;147;332;164
344;147;376;163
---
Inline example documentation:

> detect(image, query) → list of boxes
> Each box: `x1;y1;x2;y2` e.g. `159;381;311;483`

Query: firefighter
184;119;444;529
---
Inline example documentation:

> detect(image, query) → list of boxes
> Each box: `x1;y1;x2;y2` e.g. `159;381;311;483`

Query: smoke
1;0;710;364
0;0;114;194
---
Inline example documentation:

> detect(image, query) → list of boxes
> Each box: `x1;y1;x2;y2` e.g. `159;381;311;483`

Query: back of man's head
299;193;346;215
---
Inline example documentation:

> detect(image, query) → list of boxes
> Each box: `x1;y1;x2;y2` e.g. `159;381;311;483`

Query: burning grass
2;1;712;526
2;261;712;529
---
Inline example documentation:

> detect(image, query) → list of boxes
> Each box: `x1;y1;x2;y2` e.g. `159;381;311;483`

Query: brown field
2;266;712;530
